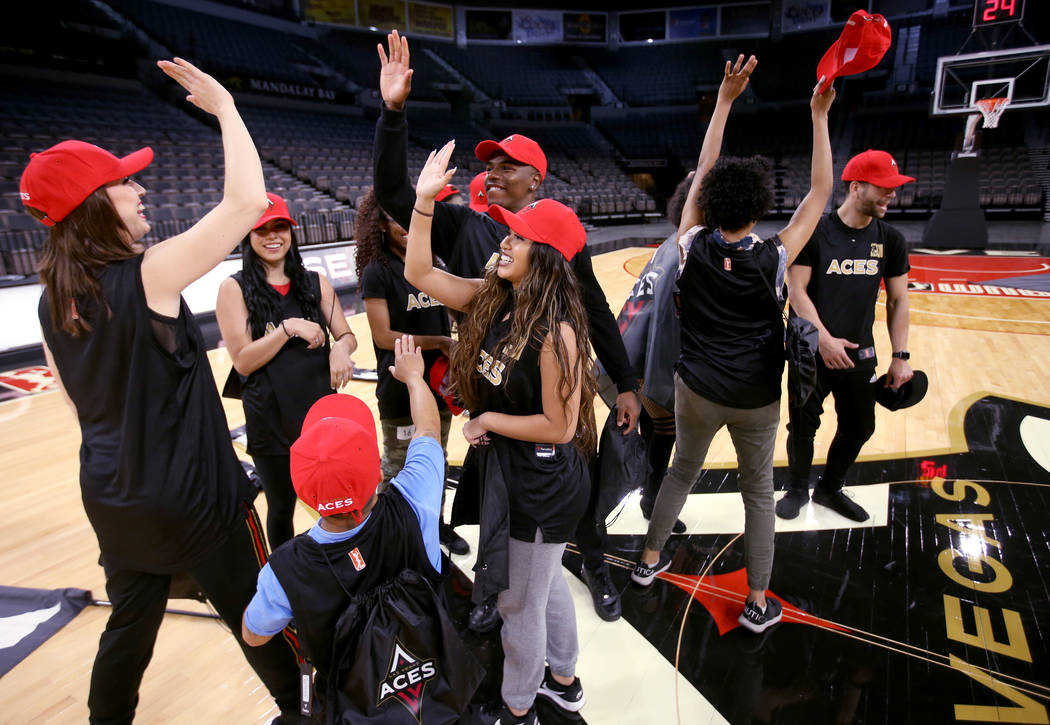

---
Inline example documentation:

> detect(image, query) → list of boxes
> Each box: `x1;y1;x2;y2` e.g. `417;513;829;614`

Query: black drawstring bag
322;568;484;724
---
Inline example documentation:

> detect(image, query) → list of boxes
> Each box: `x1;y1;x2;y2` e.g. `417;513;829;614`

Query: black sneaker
493;704;538;725
537;665;586;712
775;488;810;520
738;596;783;633
439;522;470;555
640;498;686;534
468;594;501;633
581;563;621;622
811;487;869;522
631;550;672;586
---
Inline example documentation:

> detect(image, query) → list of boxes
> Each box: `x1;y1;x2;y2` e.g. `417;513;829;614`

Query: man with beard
776;149;914;523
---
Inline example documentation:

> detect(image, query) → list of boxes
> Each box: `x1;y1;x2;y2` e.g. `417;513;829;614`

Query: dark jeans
88;504;301;725
786;361;878;492
253;453;298;550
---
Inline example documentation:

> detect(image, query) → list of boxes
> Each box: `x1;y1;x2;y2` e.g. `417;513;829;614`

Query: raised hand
390;334;424;383
415;140;457;202
157;58;234;116
718;54;758;104
377;29;413;111
811;75;837;115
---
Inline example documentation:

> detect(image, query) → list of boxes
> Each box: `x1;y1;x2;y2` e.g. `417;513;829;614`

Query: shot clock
972;0;1025;28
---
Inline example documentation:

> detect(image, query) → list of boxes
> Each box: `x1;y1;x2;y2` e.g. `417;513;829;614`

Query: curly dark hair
665;171;695;228
239;225;323;340
353;188;390;281
448;242;598;458
697;156;774;232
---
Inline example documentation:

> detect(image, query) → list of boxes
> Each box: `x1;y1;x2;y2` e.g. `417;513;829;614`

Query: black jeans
253;453;298;550
87;503;301;725
786;361;877;492
574;458;610;573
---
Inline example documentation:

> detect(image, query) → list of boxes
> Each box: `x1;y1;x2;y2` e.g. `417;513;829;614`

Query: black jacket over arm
372;105;638;393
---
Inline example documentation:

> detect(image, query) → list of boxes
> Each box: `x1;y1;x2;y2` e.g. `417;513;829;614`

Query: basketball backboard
932;44;1050;116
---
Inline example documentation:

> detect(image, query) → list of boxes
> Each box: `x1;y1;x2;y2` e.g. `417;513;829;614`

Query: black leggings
252;453;298;550
88;504;300;724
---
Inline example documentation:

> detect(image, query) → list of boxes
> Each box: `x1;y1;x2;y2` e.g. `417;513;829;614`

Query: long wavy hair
239;225;323;339
449;242;598;457
31;187;137;336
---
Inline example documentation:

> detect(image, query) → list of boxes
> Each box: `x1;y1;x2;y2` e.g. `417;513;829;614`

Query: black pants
88;504;301;725
575;457;610;573
786;362;877;492
253;453;298;549
639;409;676;507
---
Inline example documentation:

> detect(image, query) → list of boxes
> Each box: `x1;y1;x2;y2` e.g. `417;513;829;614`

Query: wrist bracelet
334;331;354;341
412;206;434;217
281;320;293;338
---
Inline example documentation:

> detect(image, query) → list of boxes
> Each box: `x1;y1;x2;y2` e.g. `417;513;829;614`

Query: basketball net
975;97;1009;129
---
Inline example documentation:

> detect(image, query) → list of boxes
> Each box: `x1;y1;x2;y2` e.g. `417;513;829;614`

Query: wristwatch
892;351;910;360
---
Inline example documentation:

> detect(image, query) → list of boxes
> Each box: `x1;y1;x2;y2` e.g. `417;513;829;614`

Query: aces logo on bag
376;639;439;722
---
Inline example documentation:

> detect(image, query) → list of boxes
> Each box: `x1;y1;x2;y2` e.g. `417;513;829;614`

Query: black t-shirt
793;212;909;371
235;271;334;455
474;314;589;543
373;105;638;393
268;487;439;679
676;226;787;409
39;255;252;574
359;250;450;420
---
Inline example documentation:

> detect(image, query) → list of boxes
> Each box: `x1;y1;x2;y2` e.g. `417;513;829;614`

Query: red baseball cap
290;394;381;522
842;149;915;188
475;134;547;181
427;353;464;415
253;192;297;230
435;184;460;202
20;140;153;227
468;171;489;213
488;199;586;262
816;10;892;93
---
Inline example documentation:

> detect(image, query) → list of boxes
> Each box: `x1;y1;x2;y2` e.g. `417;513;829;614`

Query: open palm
416;140;457;201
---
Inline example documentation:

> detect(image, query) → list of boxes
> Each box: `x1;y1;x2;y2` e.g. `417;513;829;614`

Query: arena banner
243;78;341;102
465;9;512;40
408;2;454;38
0;586;89;677
513;10;562;44
563;12;606;43
359;0;407;31
301;0;357;26
782;0;831;32
668;8;718;39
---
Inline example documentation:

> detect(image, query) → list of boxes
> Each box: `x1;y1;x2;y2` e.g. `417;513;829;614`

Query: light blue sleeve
243;563;293;638
390;436;445;571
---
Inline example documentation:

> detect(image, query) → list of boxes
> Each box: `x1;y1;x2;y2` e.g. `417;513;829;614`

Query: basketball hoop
974;97;1009;128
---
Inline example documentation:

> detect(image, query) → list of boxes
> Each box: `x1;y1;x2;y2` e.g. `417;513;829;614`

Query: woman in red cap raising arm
23;59;306;724
405;141;593;725
216;192;357;550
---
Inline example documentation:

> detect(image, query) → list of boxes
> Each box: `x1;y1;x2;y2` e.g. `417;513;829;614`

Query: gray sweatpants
497;531;579;712
645;374;779;592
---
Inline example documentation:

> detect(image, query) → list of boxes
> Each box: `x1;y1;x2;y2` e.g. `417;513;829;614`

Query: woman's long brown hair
30;187;137;336
449;242;598;458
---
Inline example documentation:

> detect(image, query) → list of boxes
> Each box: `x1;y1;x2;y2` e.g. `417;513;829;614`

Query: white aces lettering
826;258;880;276
406;292;444;311
477;350;506;387
377;661;438;699
316;498;355;511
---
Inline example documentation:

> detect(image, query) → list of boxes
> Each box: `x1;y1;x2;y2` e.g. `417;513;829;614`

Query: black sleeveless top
268;487;440;674
474;313;588;543
39;255;253;574
233;271;333;455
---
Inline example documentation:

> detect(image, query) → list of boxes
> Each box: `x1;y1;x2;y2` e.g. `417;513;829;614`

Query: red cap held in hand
20;140;154;227
290;394;381;523
469;171;489;213
817;10;892;93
